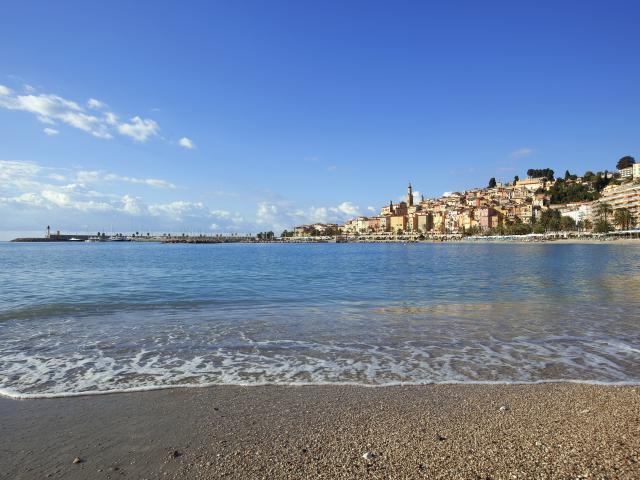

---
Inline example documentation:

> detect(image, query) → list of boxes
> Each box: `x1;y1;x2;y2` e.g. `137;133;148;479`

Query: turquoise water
0;242;639;397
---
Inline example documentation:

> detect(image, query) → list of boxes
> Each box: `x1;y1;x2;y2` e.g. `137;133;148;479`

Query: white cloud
41;190;71;206
43;127;59;136
334;201;360;217
76;170;176;189
117;116;159;142
0;159;260;236
87;98;106;110
509;148;534;159
0;159;365;236
121;195;142;215
0;85;162;143
256;199;361;232
179;137;196;150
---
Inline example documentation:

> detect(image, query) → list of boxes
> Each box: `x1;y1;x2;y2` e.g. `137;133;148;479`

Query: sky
1;1;639;239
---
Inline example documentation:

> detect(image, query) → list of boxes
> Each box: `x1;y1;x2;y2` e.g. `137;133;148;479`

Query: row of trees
527;168;555;181
466;203;635;236
592;204;635;233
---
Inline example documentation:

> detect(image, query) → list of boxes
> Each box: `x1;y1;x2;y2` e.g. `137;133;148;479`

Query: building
479;207;501;231
599;183;640;228
634;163;640;180
554;202;594;224
416;212;433;233
389;215;407;233
618;166;633;179
515;177;548;192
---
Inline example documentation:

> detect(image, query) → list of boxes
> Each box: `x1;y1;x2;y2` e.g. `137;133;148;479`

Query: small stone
72;457;82;464
535;441;542;447
362;451;376;461
579;408;590;414
499;405;509;412
437;434;447;441
170;450;182;459
206;461;212;467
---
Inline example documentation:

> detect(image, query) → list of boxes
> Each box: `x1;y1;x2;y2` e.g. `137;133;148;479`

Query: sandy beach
1;384;639;479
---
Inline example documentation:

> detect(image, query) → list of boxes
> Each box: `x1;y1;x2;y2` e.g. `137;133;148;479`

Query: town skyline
292;156;639;238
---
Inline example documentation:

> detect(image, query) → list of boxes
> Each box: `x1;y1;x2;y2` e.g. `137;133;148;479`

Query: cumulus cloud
117;116;159;142
179;137;196;149
0;160;248;234
43;127;59;136
0;159;364;236
0;84;161;143
256;199;362;232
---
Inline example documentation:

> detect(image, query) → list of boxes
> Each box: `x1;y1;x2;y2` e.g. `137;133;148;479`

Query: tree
488;177;497;188
560;216;576;231
583;219;592;231
595;202;613;223
593;219;612;233
547;181;598;204
537;209;561;231
613;208;634;230
564;170;571;181
513;175;520;183
616;156;636;170
527;168;555;181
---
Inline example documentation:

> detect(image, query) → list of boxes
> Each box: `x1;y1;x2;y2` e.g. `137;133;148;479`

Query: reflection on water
0;242;639;397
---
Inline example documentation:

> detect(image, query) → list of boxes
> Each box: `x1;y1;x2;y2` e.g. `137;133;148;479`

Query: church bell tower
407;183;414;207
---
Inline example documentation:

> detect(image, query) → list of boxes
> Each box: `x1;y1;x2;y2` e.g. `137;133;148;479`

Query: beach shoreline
2;383;638;479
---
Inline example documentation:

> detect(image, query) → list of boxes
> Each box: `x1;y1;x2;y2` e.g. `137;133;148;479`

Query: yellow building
389;215;407;233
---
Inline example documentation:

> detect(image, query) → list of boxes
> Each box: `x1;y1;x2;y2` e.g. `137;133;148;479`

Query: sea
0;241;639;398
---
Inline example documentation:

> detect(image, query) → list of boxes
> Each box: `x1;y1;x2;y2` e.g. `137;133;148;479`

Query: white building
557;202;593;224
619;166;633;179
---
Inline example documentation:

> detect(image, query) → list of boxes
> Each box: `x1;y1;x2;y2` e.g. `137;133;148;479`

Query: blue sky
1;1;639;239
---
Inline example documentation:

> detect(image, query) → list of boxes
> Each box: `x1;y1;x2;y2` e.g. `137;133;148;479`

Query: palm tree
583;219;592;231
595;202;613;222
614;208;634;230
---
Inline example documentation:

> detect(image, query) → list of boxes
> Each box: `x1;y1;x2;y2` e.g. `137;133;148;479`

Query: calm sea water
0;242;639;398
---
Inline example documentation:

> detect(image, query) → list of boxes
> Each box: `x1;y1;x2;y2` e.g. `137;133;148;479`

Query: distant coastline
10;231;640;244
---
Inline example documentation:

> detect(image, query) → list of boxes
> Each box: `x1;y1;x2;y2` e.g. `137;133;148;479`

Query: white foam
1;378;639;400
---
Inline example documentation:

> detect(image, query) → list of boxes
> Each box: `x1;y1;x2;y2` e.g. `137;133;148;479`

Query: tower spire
407;182;414;207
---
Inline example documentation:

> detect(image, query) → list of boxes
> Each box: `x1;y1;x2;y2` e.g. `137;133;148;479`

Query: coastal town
290;156;640;240
11;157;640;244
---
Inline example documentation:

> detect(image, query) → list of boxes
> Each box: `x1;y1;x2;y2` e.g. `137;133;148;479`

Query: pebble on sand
362;452;376;461
72;457;82;464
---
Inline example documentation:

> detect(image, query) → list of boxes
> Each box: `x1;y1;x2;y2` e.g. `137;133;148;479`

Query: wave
2;378;639;400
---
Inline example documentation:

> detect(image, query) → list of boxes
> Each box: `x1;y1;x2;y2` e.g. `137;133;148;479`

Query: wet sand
1;384;639;479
